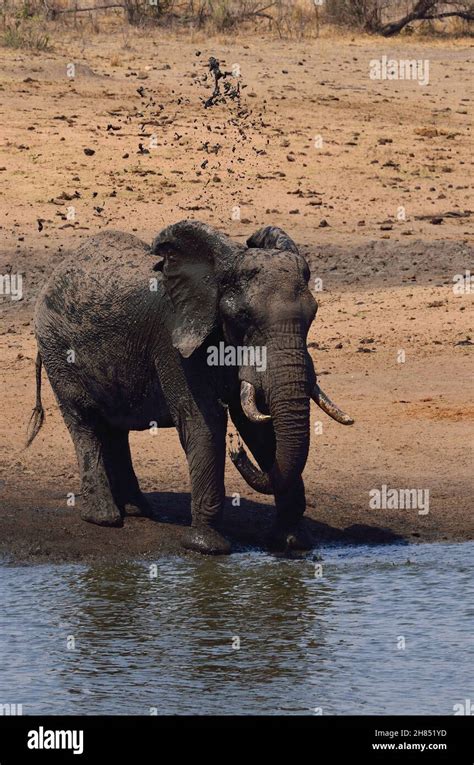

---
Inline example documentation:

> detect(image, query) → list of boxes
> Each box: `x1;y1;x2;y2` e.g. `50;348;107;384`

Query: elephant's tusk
311;384;354;425
240;381;271;424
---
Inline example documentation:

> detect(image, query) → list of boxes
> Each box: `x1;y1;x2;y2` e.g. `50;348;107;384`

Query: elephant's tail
26;352;45;447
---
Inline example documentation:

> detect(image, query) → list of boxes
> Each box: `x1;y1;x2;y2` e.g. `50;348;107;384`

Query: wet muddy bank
1;484;471;565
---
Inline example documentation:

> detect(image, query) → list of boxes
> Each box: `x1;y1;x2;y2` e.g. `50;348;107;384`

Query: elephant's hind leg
63;411;123;527
102;428;153;518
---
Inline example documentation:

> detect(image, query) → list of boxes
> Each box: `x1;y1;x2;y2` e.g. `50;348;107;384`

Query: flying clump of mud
120;51;272;223
191;55;272;219
203;57;242;108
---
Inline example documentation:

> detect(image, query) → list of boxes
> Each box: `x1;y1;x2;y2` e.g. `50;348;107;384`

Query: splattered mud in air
0;30;472;562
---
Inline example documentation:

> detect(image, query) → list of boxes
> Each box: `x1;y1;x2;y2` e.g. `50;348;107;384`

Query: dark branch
378;0;437;36
377;0;473;36
423;11;474;21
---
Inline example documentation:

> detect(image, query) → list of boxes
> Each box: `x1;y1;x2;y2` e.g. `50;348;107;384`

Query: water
0;542;472;715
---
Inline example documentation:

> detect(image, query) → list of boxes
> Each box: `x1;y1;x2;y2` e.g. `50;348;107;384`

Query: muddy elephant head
152;220;353;495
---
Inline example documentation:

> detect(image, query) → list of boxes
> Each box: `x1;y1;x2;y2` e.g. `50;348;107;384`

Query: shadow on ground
0;488;406;566
145;490;404;551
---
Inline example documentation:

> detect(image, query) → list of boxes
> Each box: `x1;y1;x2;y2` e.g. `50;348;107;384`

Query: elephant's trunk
266;348;311;493
232;327;311;495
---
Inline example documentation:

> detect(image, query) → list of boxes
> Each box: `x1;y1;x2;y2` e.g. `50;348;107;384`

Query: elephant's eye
220;294;250;327
221;294;237;315
221;293;239;314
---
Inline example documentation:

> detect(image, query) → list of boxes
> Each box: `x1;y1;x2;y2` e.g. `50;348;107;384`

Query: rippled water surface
1;542;472;715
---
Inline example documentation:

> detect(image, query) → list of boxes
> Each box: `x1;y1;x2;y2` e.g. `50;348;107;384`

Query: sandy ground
0;28;472;562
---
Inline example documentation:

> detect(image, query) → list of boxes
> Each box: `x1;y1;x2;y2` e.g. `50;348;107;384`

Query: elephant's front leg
178;408;231;555
229;402;312;552
270;477;313;552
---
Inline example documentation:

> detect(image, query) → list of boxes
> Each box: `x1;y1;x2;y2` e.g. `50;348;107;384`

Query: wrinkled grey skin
32;221;319;555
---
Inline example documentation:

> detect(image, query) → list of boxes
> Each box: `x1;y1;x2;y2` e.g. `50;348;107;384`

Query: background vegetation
0;0;472;49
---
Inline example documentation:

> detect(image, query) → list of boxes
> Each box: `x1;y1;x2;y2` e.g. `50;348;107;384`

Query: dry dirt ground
0;28;472;562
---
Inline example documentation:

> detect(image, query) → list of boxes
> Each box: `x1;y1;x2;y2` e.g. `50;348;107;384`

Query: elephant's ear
246;226;299;254
151;220;235;358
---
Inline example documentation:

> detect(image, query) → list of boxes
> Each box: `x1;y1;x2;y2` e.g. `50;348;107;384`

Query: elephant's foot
80;497;123;527
121;492;154;518
181;525;231;555
267;521;313;553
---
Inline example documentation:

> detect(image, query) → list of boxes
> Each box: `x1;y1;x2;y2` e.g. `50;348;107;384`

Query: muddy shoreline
1;474;472;565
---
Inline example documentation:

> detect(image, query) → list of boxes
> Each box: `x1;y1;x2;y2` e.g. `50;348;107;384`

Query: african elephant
28;221;353;554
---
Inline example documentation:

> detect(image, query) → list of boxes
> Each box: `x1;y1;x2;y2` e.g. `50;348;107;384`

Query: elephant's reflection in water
59;557;334;711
